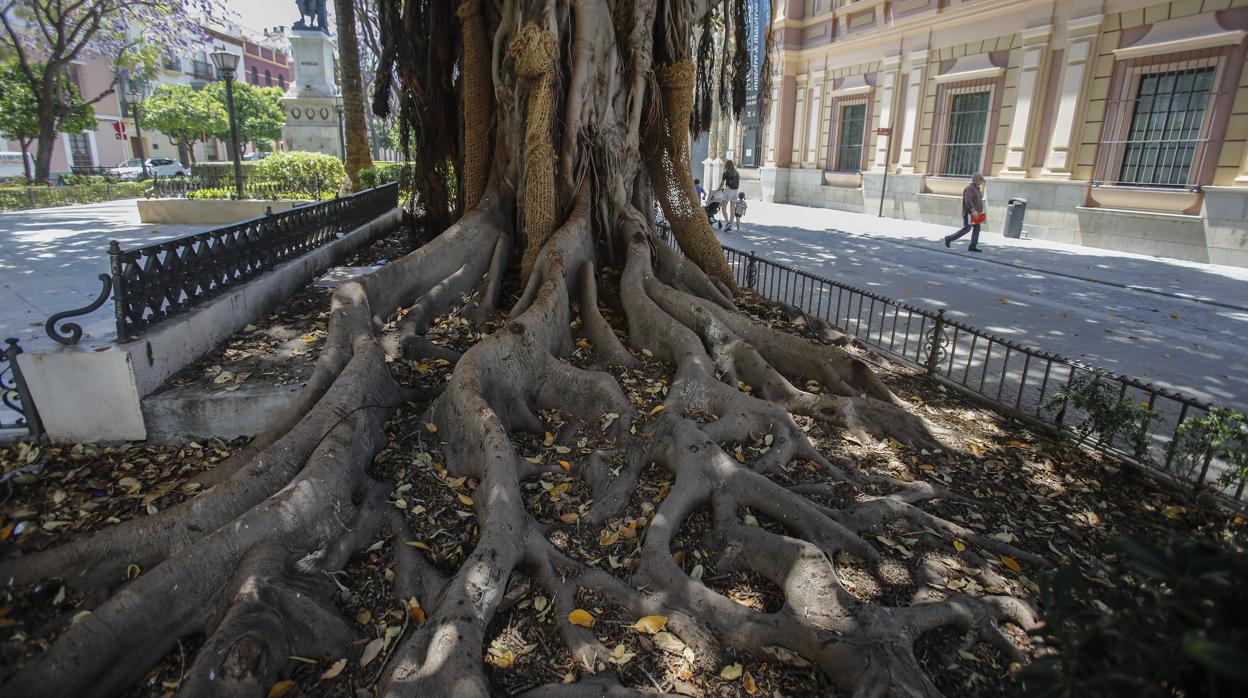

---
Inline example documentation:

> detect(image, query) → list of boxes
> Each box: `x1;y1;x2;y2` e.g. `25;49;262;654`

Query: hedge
190;161;260;178
0;182;148;212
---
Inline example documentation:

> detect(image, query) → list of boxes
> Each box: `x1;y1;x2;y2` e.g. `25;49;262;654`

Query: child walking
732;192;748;231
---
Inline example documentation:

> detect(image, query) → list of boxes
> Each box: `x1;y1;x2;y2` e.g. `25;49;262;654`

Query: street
718;201;1248;413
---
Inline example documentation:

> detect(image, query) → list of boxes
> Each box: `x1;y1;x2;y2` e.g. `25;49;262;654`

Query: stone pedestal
281;30;342;157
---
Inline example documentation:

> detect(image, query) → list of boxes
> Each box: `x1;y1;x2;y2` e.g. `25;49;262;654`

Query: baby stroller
704;192;724;230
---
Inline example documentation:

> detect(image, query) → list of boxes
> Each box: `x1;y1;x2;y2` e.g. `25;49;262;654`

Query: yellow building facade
751;0;1248;266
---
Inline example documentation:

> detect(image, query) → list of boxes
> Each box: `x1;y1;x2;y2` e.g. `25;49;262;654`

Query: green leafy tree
0;0;223;181
203;81;284;155
0;59;94;181
139;84;226;165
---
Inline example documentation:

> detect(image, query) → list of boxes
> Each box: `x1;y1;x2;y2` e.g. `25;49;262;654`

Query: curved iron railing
683;238;1238;500
2;338;42;437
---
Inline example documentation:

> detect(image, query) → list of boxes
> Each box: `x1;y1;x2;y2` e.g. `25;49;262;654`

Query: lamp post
333;95;346;163
125;83;148;180
210;48;245;200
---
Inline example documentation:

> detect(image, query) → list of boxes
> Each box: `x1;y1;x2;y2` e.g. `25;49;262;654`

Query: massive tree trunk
336;0;376;189
1;1;1043;696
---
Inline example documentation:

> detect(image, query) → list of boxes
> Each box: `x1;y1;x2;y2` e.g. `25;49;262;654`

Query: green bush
0;182;146;211
253;151;345;191
1022;534;1248;697
1045;370;1158;461
190;161;259;178
1172;408;1248;490
356;161;414;188
58;173;113;185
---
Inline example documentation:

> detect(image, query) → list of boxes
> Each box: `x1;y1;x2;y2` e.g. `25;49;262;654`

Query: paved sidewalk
0;200;214;353
718;201;1248;413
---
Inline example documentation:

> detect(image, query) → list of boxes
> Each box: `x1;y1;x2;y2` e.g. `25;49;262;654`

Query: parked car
110;158;190;180
243;152;272;161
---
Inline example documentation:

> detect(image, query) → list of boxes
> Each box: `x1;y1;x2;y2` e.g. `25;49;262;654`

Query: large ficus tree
0;0;222;181
2;1;1046;696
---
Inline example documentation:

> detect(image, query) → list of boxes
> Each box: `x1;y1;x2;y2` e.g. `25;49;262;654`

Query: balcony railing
192;60;215;80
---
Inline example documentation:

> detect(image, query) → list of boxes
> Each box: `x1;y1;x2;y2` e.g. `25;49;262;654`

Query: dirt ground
2;263;1241;697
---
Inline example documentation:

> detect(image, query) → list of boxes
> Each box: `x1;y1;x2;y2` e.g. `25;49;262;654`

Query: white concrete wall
20;207;401;442
137;199;303;225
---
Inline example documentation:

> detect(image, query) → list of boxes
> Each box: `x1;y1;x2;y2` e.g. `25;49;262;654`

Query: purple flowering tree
0;0;225;181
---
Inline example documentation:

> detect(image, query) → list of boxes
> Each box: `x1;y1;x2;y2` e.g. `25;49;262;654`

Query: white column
86;131;100;167
897;48;928;173
872;54;902;172
765;86;781;166
1001;25;1052;177
1042;16;1101;178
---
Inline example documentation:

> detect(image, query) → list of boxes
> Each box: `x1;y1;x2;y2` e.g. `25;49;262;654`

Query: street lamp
125;83;148;180
209;48;245;200
333;94;346;163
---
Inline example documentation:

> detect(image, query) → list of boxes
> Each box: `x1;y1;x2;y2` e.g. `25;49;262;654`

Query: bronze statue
293;0;329;33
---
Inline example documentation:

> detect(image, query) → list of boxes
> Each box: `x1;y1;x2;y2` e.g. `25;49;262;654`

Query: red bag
971;212;987;225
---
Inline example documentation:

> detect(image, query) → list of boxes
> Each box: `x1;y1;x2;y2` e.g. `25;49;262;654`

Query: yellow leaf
448;476;467;490
1001;555;1021;574
1169;313;1182;319
0;522;13;542
720;663;743;680
968;442;984;458
632;615;668;634
558;460;571;470
567;609;595;628
126;563;141;579
416;363;430;372
457;494;474;506
321;658;347;680
743;671;757;695
1161;505;1185;520
649;405;666;416
1008;439;1026;448
559;512;579;523
671;550;685;565
408;597;426;625
543;431;555;446
550;482;570;499
919;463;934;471
267;680;294;698
405;540;432;551
953;540;966;553
491;648;515;668
289;655;318;665
599;529;620;546
425;422;438;433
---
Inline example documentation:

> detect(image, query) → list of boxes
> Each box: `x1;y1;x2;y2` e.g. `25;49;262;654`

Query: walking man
944;173;985;252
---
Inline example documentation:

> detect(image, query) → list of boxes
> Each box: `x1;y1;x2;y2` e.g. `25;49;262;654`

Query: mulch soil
1;271;1242;697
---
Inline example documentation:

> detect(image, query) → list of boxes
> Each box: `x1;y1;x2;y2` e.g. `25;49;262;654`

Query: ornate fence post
2;338;43;437
924;309;948;377
27;188;37;209
746;251;758;289
109;240;127;341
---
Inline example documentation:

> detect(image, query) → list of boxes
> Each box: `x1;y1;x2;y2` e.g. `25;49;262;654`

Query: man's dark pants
946;212;981;248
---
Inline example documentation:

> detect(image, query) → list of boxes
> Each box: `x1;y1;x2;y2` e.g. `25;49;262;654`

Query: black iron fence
694;239;1238;499
0;181;148;212
1;338;42;438
146;174;341;201
45;183;398;344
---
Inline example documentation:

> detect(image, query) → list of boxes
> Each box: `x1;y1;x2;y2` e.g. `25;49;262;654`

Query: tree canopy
0;58;94;180
202;80;285;151
138;84;227;164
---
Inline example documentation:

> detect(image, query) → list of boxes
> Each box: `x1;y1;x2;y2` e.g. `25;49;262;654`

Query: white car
110;157;190;180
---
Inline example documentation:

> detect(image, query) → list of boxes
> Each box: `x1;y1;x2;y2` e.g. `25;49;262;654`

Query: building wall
756;0;1248;267
2;23;292;178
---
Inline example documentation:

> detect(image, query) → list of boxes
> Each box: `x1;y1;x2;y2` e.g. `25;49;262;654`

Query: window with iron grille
941;91;990;176
68;132;92;168
836;103;866;171
1117;67;1214;188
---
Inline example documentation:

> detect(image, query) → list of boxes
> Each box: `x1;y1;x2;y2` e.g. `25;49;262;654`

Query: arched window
278;74;285;89
250;66;258;84
265;70;272;86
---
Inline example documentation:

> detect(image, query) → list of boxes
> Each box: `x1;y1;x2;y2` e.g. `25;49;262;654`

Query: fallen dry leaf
632;615;667;634
267;680;294;698
321;658;347;680
720;663;743;680
568;609;595;628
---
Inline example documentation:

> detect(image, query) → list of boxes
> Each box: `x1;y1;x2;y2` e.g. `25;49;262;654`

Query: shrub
0;182;145;211
253;151;345;192
1021;533;1248;697
1045;370;1158;461
356;161;413;188
58;173;112;185
1172;408;1248;491
189;161;259;178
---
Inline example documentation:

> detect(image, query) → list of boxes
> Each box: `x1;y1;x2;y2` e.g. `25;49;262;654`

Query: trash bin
1003;197;1027;239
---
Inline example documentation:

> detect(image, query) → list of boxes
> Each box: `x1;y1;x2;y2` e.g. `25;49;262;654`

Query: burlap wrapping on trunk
510;24;558;278
457;0;493;210
644;62;735;287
